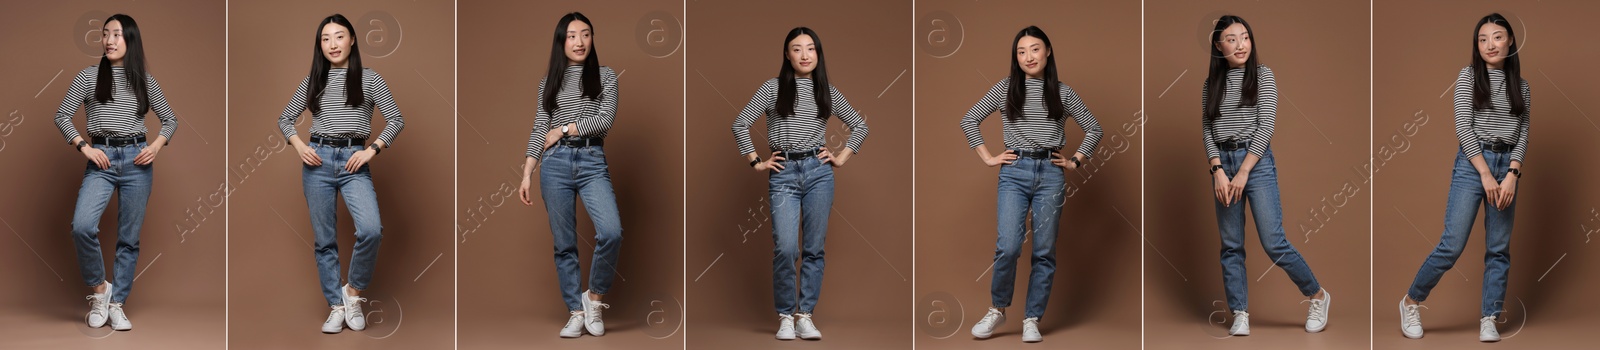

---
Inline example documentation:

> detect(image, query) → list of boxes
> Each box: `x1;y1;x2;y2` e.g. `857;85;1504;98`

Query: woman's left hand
817;146;846;167
1050;152;1078;171
344;148;376;173
1228;173;1250;203
1496;175;1517;209
133;143;162;165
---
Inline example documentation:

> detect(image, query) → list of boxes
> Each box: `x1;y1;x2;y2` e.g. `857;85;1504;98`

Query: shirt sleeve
1200;82;1219;160
1451;67;1482;159
1511;81;1531;163
526;77;550;160
731;79;777;155
828;84;869;153
1059;83;1102;158
366;70;405;147
1246;66;1277;158
959;78;1008;149
145;74;179;144
278;76;311;143
574;67;620;137
53;68;94;143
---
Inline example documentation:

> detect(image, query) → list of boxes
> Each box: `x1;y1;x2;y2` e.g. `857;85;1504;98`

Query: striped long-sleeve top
54;66;178;144
1452;67;1531;162
1200;65;1278;159
958;77;1103;157
731;78;869;155
277;68;405;146
527;65;619;160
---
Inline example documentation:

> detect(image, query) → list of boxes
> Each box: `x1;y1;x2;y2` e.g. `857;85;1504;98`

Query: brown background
456;2;686;349
0;1;226;348
1144;1;1371;349
1373;2;1600;349
911;0;1142;348
225;1;454;349
685;0;913;348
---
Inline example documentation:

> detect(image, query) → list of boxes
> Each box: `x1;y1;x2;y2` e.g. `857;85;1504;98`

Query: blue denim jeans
302;143;384;306
1215;146;1321;312
70;142;153;304
539;145;624;312
989;151;1065;320
1407;146;1515;317
768;151;834;315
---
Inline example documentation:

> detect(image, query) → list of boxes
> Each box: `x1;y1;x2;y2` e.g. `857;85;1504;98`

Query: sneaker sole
776;334;796;340
800;333;821;340
1398;298;1422;339
560;332;582;338
1480;336;1500;342
1307;292;1331;333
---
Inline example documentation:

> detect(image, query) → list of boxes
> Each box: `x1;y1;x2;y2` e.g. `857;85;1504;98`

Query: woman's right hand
983;150;1018;167
519;175;535;206
1213;170;1233;206
297;144;323;166
81;145;110;170
754;152;786;173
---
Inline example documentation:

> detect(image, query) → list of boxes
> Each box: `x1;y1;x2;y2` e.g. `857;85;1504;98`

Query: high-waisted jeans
539;145;623;312
989;151;1065;320
1215;145;1321;312
303;143;383;306
768;151;834;315
1407;145;1516;317
71;142;153;304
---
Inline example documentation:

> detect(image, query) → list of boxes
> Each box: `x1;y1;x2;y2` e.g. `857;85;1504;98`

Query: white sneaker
1021;317;1042;342
84;283;111;328
1304;289;1331;332
322;306;346;334
341;285;367;331
795;313;822;340
108;303;132;331
1398;297;1424;339
971;307;1006;339
776;314;796;340
581;290;609;336
559;311;585;338
1228;311;1250;336
1479;316;1500;342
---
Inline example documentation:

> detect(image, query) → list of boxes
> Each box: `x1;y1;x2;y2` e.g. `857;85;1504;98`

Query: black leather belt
310;136;366;147
91;135;145;147
1483;141;1515;153
1216;140;1249;151
1011;148;1056;159
556;137;604;148
775;149;818;161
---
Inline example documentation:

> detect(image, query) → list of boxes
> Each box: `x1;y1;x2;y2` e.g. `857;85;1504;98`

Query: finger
1002;149;1016;155
519;188;533;206
772;156;786;161
773;162;785;170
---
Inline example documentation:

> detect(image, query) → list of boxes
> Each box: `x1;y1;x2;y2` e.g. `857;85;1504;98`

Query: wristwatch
1069;156;1082;168
1508;168;1521;178
561;125;570;136
368;144;381;155
1209;164;1224;174
74;140;89;150
750;157;762;167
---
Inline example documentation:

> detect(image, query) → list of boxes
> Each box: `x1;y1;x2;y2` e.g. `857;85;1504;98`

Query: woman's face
102;19;126;65
786;34;817;78
1015;35;1048;78
1214;23;1251;68
321;23;353;68
1478;22;1510;69
564;20;592;65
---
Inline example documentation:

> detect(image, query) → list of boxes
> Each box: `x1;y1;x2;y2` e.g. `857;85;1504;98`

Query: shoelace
778;314;796;332
565;311;585;328
326;306;345;323
588;301;610;322
1233;311;1250;325
1401;304;1426;329
1301;298;1327;320
85;294;108;317
1022;317;1040;329
977;308;1003;327
108;303;126;319
1479;316;1497;334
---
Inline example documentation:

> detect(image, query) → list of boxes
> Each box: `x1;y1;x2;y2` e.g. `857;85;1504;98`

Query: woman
961;26;1103;343
1198;15;1330;337
730;27;869;341
56;13;179;332
276;14;405;334
515;12;623;338
1397;13;1529;343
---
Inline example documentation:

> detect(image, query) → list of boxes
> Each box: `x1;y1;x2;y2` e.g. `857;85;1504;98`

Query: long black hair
1470;13;1526;116
306;14;363;113
1204;15;1260;121
95;14;150;114
542;12;602;114
1006;26;1067;121
776;27;831;119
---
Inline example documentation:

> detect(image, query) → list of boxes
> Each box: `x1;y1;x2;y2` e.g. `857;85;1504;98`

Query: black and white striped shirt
1453;67;1531;162
1200;65;1278;159
958;77;1102;157
53;66;178;143
526;65;619;160
731;78;869;155
277;68;405;146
